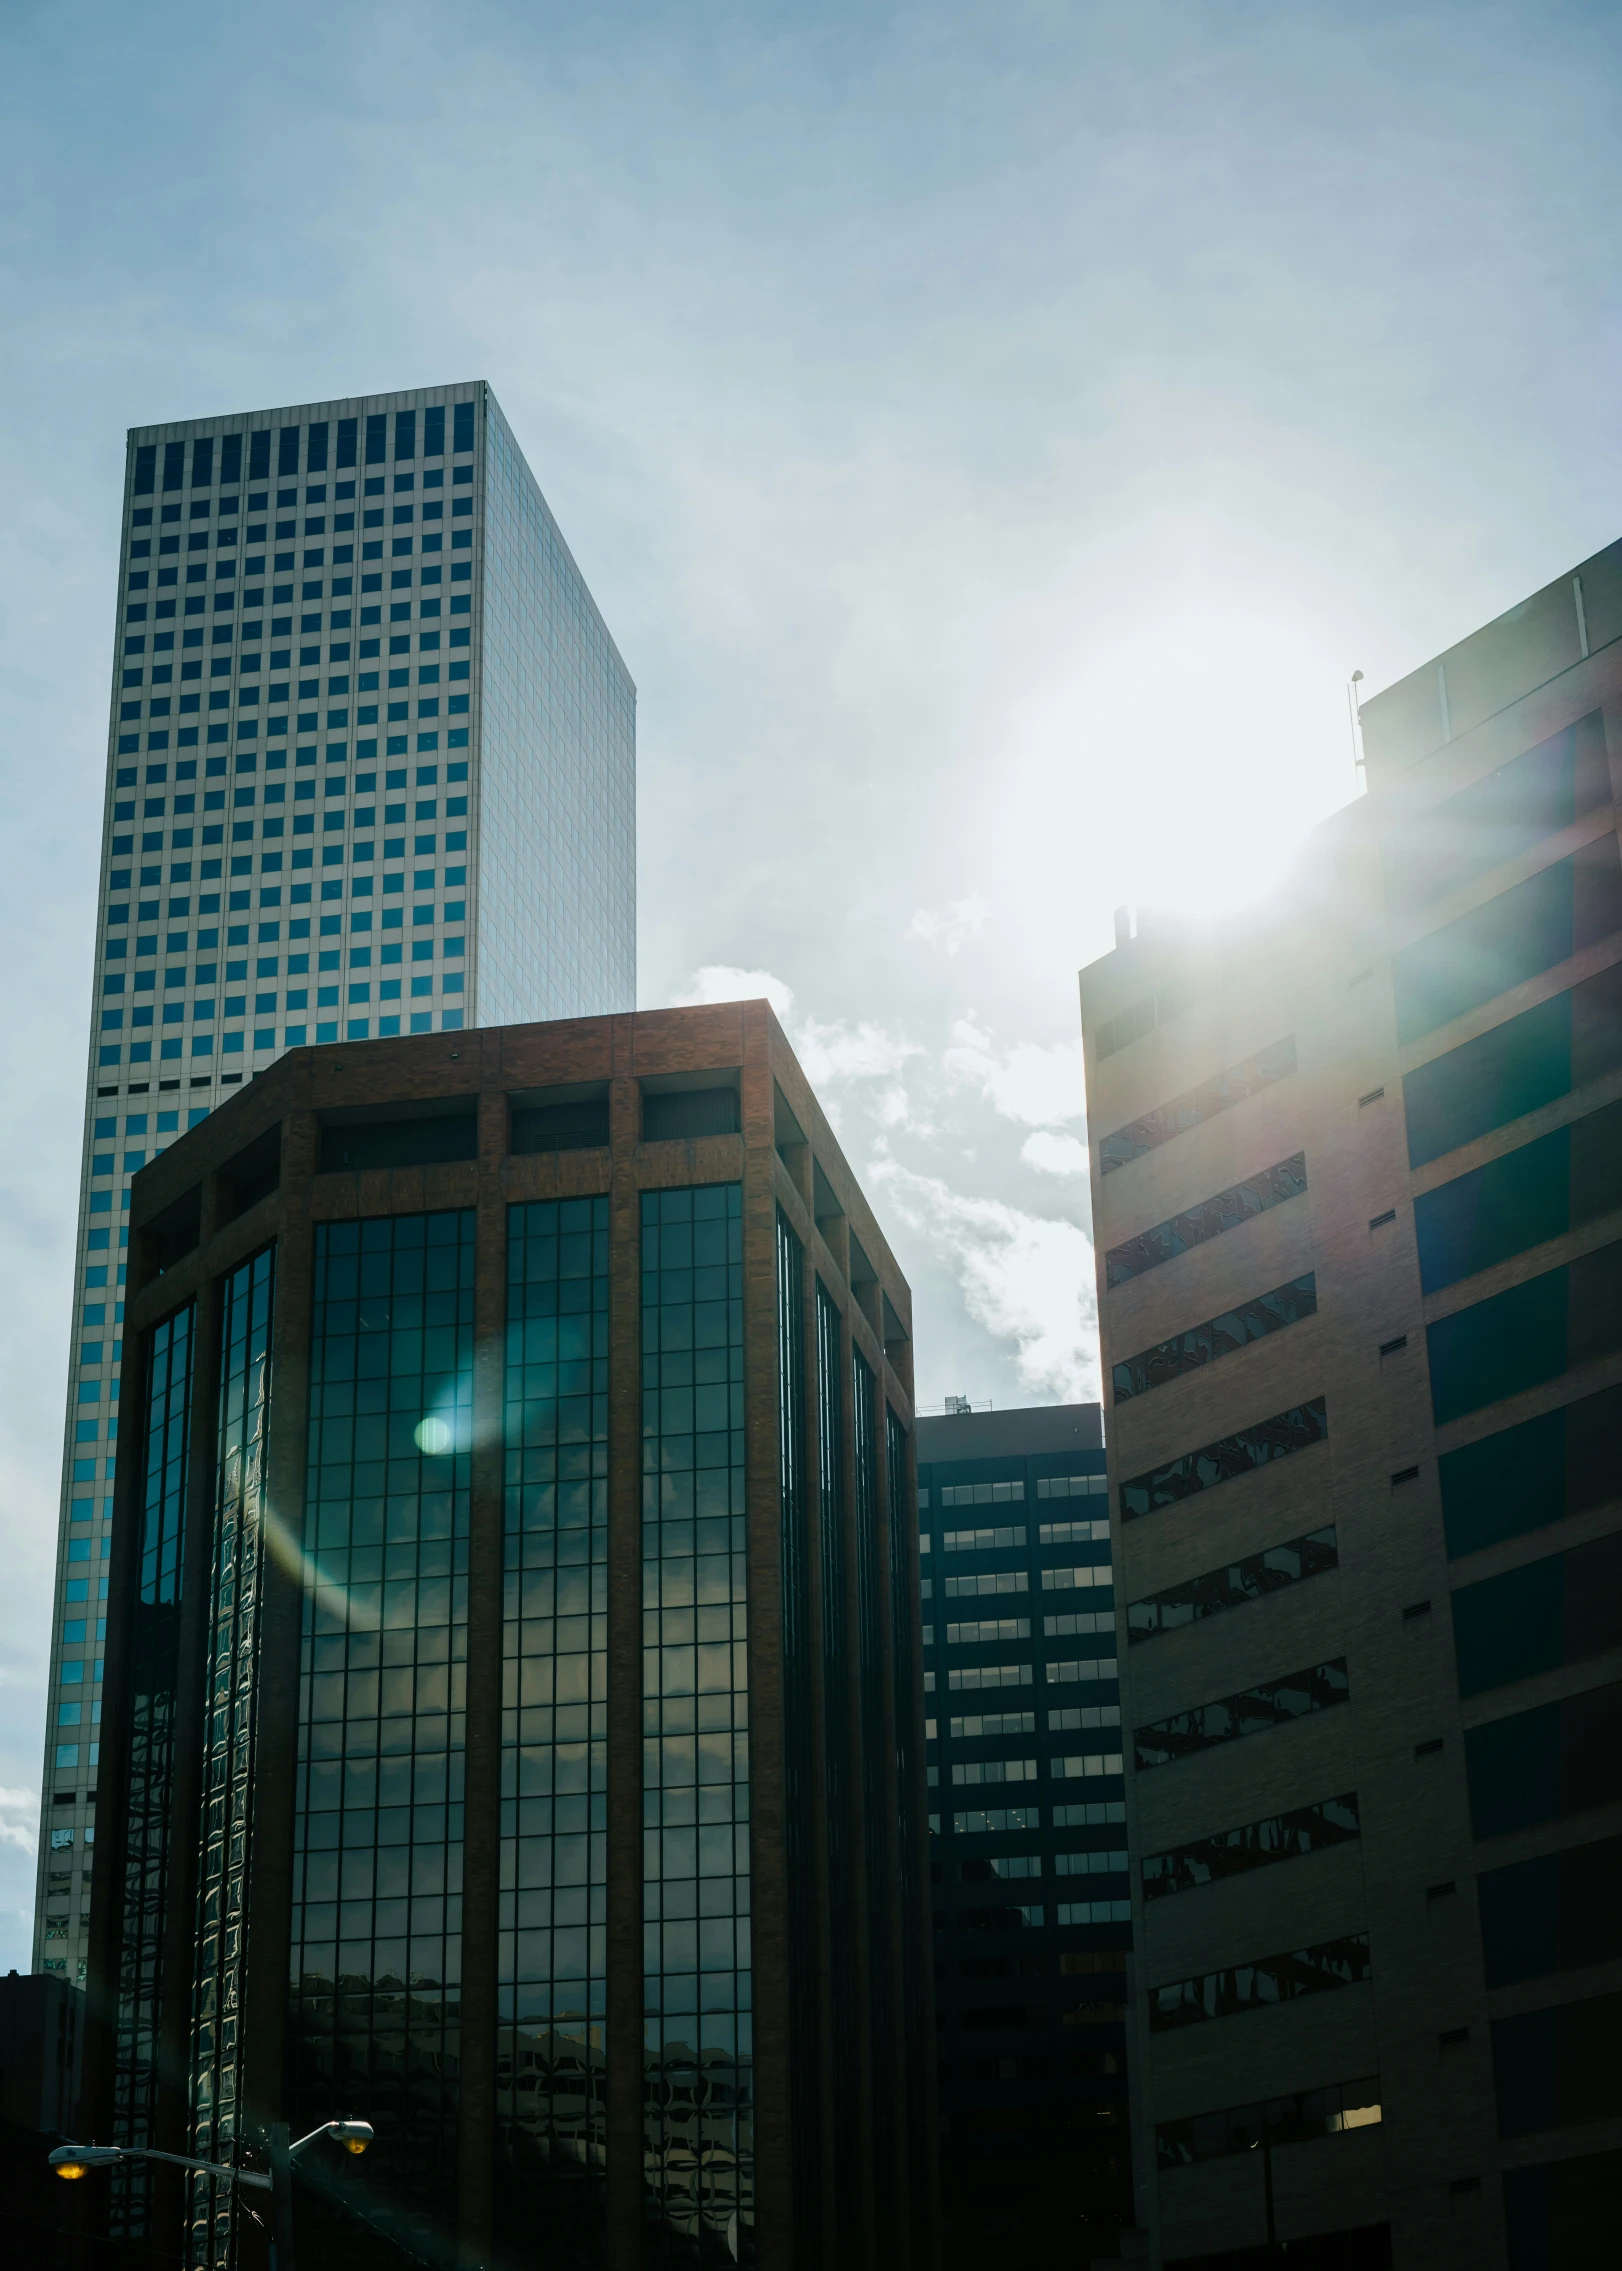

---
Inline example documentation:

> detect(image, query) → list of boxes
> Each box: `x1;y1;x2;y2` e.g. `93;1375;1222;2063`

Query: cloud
669;964;796;1021
0;1788;38;1859
906;894;990;956
668;967;920;1093
794;1018;921;1089
1021;1130;1090;1177
943;1024;1085;1127
871;1162;1097;1400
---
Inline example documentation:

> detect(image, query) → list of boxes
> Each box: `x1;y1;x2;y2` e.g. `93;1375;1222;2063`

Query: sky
2;0;1620;1962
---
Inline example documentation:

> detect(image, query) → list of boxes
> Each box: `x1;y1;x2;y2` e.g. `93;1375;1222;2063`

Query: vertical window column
111;1302;195;2241
641;1185;752;2263
289;1213;473;2253
188;1248;274;2271
815;1282;859;2241
497;1196;609;2259
775;1211;821;2253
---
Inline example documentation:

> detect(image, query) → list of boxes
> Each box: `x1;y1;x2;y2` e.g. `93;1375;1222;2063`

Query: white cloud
906;894;990;956
668;967;920;1093
943;1025;1085;1127
871;1162;1097;1400
669;964;796;1021
1021;1130;1090;1177
0;1787;38;1859
794;1017;921;1089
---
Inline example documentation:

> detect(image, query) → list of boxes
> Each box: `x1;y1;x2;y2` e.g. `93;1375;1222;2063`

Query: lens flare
414;1415;454;1455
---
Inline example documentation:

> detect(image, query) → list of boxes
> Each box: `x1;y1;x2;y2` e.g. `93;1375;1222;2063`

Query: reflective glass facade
112;1301;195;2239
773;1211;822;2254
641;1184;752;2263
288;1212;474;2257
499;1197;610;2262
92;1016;930;2271
188;1248;274;2271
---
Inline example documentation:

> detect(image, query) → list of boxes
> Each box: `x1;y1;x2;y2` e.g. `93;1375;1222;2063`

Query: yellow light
342;2137;368;2155
54;2161;87;2181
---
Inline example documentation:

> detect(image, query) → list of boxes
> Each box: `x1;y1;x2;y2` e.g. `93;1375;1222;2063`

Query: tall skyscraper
1079;541;1622;2269
81;1001;934;2271
917;1401;1132;2264
36;385;636;1986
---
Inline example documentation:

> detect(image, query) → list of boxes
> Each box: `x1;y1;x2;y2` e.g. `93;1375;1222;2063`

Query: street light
49;2120;374;2269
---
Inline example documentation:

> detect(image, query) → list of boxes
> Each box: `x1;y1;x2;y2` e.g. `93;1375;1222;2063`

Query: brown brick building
82;1001;938;2271
1079;543;1622;2269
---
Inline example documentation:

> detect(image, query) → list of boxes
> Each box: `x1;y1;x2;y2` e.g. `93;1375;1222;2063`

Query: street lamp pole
49;2119;373;2271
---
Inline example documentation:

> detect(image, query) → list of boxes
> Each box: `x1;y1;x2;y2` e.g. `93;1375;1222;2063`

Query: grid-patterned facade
916;1405;1133;2267
187;1246;274;2270
37;383;635;1984
82;1005;935;2271
498;1195;611;2261
640;1184;753;2261
1079;541;1622;2269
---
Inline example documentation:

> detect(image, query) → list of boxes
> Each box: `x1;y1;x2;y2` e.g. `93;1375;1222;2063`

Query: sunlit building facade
918;1401;1133;2264
1079;541;1622;2270
83;1002;936;2271
37;382;636;1990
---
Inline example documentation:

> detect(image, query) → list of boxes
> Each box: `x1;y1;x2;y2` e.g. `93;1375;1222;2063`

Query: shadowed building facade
1079;542;1622;2270
917;1402;1133;2266
82;1001;937;2271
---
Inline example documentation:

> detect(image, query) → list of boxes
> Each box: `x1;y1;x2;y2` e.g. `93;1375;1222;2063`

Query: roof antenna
1346;670;1365;774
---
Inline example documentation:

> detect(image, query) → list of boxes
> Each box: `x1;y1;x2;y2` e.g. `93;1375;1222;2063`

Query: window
1440;1379;1622;1558
1047;1658;1117;1683
1477;1832;1622;1988
1150;1934;1371;2031
949;1712;1035;1739
1120;1398;1328;1521
1492;1990;1622;2137
1113;1273;1317;1401
950;1758;1037;1786
1415;1099;1622;1294
1135;1659;1349;1770
1383;717;1610;918
944;1618;1030;1647
1036;1475;1108;1498
1428;1242;1622;1425
945;1663;1033;1692
1144;1795;1360;1900
943;1571;1027;1600
1128;1526;1337;1642
1392;837;1622;1046
1094;979;1194;1061
1463;1681;1622;1837
1452;1534;1622;1697
453;401;475;453
942;1524;1025;1550
1156;2078;1381;2170
1100;1036;1296;1174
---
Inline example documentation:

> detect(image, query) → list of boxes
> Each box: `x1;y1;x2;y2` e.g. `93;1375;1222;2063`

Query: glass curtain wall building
82;1003;936;2271
915;1402;1132;2268
1079;537;1622;2271
38;382;635;1986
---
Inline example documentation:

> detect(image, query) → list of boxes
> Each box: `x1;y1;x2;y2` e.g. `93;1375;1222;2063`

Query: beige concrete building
1079;543;1622;2270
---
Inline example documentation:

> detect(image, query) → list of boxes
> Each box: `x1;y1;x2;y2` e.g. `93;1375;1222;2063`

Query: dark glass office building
83;1002;937;2271
917;1402;1132;2267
